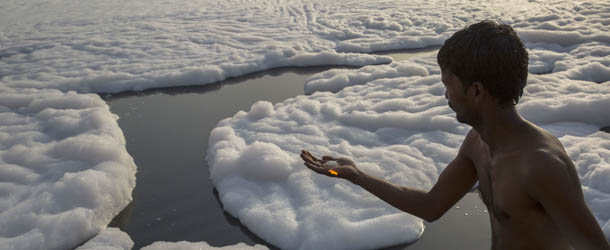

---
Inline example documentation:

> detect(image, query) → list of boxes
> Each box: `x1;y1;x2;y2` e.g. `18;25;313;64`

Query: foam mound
0;86;136;250
75;228;134;250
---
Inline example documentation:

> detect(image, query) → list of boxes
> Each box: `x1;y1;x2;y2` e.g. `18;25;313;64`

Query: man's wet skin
465;128;573;250
444;66;605;249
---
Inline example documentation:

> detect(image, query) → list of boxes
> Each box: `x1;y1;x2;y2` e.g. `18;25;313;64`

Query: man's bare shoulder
504;127;577;189
460;129;483;153
520;148;572;178
485;123;574;178
522;128;572;173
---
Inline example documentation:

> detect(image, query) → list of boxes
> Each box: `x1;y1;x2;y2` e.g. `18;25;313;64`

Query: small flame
328;170;338;176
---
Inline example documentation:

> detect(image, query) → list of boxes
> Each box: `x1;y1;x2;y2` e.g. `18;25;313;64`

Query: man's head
437;20;529;107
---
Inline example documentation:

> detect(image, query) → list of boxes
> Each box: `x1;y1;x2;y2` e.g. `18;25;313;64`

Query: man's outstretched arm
301;132;479;222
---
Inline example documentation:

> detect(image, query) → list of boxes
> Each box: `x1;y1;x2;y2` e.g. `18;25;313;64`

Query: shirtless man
301;20;610;250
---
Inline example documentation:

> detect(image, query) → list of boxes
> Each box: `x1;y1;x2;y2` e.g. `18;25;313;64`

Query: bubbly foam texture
2;0;609;249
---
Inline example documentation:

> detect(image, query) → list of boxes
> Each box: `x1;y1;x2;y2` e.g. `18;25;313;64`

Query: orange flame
328;170;338;176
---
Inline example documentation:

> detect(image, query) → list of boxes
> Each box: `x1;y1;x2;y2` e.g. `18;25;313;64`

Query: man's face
441;70;472;124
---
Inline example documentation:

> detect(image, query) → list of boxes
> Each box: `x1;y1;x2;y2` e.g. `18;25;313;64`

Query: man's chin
456;114;475;126
454;111;468;124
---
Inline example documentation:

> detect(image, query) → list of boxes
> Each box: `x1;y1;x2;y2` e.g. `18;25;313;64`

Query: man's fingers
300;152;311;162
300;150;311;160
300;151;316;163
322;156;337;162
303;162;316;170
302;150;328;175
302;150;347;178
301;150;323;164
304;162;329;175
304;150;316;160
322;155;337;166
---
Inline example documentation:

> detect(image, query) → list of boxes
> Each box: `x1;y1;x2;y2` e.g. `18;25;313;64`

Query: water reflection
101;65;352;101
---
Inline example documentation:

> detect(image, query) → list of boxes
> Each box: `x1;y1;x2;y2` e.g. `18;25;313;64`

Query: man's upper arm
425;130;479;219
526;152;610;249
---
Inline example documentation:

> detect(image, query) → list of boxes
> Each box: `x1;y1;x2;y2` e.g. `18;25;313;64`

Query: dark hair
437;20;529;105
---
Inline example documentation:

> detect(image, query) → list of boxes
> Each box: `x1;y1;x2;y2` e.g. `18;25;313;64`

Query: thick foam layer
1;0;609;249
0;87;136;250
75;228;134;250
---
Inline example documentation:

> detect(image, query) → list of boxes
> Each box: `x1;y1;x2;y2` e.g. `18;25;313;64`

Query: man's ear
470;81;485;102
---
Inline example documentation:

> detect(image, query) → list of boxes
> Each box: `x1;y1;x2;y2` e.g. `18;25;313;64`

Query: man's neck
471;104;529;155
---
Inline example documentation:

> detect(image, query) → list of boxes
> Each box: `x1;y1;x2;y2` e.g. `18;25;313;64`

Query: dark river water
105;47;491;250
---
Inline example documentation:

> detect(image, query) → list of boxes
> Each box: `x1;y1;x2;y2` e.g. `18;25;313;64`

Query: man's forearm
349;171;437;222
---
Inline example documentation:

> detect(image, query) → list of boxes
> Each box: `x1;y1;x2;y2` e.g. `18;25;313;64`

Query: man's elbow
394;190;445;222
420;209;443;223
416;196;444;222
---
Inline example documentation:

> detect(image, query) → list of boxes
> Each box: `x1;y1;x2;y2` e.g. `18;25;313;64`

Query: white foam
0;87;136;250
6;0;610;94
76;228;265;250
141;241;269;250
75;228;133;250
304;61;430;94
2;0;610;248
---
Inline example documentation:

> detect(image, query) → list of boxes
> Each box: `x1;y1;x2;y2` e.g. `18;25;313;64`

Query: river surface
105;47;491;250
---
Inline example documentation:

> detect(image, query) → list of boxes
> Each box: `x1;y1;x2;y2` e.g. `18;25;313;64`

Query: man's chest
471;152;541;223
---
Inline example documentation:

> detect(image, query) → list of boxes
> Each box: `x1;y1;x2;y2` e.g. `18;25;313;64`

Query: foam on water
1;0;609;249
0;87;136;250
